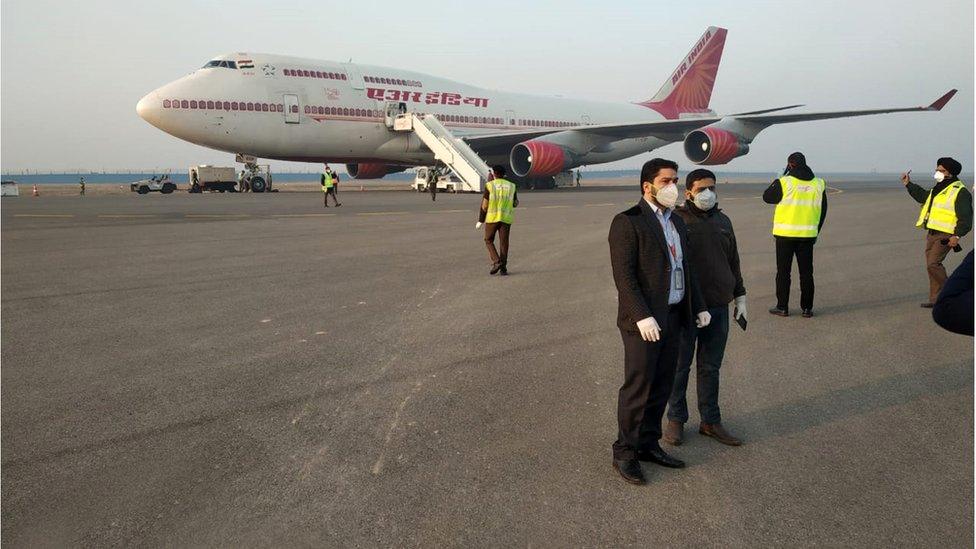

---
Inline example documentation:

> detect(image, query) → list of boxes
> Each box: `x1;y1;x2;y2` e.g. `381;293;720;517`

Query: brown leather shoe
662;420;684;446
699;422;742;446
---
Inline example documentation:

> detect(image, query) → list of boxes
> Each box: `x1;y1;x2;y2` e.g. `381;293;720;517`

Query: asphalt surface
2;182;972;547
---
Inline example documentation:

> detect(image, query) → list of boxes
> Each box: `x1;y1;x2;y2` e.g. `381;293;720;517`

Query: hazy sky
2;0;973;174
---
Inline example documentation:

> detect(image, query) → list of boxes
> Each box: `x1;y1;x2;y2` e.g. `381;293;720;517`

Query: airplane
136;26;956;188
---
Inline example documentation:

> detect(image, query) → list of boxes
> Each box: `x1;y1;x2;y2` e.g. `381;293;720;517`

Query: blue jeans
667;305;729;424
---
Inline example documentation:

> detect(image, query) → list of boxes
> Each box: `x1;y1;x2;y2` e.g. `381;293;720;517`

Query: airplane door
343;63;364;90
284;94;300;124
505;109;516;126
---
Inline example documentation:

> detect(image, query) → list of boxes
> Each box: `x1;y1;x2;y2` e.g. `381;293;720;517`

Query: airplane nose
136;91;160;126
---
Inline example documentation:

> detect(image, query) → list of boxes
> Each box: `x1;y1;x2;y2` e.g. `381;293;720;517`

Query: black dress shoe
920;302;934;308
612;458;646;485
768;306;789;317
801;309;813;318
637;447;686;469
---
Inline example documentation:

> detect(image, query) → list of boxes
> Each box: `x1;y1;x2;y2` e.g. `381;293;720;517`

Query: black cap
938;157;962;176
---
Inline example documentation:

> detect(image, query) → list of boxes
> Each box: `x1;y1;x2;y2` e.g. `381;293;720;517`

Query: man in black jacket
933;250;973;336
608;158;710;485
763;152;827;318
901;157;972;307
665;169;746;447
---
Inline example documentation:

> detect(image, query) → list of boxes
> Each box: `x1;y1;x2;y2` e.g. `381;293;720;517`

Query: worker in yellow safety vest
901;157;972;308
763;152;827;318
321;166;339;207
478;164;519;275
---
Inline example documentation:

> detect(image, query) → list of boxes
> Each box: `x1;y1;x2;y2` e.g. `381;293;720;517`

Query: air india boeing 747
136;26;956;186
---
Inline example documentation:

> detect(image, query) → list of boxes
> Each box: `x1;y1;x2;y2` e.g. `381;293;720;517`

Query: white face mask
653;183;680;209
693;188;717;210
934;171;946;183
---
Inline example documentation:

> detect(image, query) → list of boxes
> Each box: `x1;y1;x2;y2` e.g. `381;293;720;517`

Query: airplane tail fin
639;26;728;119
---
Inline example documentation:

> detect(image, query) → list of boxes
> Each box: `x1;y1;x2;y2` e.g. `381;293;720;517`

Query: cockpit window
202;60;238;69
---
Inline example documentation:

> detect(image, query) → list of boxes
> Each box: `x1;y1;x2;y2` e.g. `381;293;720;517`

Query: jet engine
345;163;405;179
510;140;571;178
683;127;751;165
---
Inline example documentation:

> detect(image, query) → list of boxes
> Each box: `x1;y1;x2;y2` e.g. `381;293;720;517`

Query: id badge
674;266;684;291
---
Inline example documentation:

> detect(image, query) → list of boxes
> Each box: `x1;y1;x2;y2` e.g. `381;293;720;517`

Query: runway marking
271;213;336;218
97;214;159;218
427;209;468;213
13;214;74;218
184;214;250;218
584;203;617;207
357;211;407;216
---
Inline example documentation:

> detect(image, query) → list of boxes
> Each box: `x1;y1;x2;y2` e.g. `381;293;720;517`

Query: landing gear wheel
250;176;266;193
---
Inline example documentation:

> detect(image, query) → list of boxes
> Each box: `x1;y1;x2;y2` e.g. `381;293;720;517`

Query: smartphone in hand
734;309;747;331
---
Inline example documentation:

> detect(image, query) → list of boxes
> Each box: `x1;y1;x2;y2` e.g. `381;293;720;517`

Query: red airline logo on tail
639;27;728;120
670;28;713;85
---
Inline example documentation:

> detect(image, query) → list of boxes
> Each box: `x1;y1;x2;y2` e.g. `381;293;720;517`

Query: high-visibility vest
321;172;333;191
916;180;965;234
485;178;516;224
772;175;825;238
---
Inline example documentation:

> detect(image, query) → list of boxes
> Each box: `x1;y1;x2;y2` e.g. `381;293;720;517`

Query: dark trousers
613;307;683;460
775;237;815;310
925;231;951;303
667;305;729;425
326;187;339;205
484;222;511;266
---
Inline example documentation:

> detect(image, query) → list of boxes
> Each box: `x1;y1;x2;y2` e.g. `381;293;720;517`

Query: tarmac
1;181;972;546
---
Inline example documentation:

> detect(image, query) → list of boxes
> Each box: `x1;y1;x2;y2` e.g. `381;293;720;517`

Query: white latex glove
636;316;661;342
475;222;483;229
696;311;712;328
733;295;747;322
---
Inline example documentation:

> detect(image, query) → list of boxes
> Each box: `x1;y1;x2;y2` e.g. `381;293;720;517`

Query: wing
463;90;957;154
737;89;956;126
463;117;722;153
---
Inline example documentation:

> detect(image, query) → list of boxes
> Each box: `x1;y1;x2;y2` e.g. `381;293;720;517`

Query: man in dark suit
608;158;710;485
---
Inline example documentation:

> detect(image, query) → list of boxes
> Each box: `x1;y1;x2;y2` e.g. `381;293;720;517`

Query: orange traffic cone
32;184;39;197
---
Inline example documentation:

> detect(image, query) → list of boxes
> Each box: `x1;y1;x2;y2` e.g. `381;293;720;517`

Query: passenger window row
364;76;422;88
306;105;378;118
517;119;573;128
284;69;347;81
162;99;300;114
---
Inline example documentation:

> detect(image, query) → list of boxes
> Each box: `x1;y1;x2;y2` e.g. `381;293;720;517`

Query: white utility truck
188;165;237;193
412;167;467;193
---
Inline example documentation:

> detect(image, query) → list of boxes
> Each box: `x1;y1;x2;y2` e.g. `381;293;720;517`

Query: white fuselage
137;53;672;167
